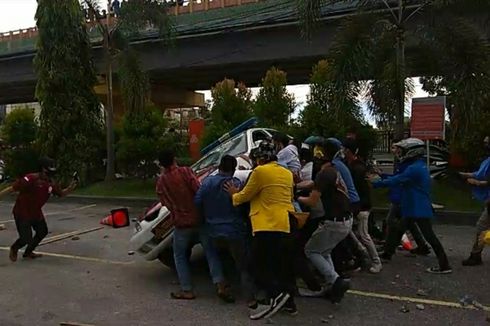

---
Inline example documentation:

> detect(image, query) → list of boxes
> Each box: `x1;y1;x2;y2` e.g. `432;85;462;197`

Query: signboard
188;119;205;161
410;97;446;141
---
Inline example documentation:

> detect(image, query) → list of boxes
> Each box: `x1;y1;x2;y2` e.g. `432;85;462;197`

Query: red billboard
410;97;446;141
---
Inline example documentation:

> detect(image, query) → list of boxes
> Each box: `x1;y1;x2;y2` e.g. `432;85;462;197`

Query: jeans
251;232;296;302
385;218;450;269
173;227;224;292
386;203;428;250
351;211;381;265
211;236;255;301
11;218;48;255
305;218;353;285
471;208;490;254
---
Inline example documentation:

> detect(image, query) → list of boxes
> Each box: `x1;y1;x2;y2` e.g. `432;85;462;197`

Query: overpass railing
0;0;261;43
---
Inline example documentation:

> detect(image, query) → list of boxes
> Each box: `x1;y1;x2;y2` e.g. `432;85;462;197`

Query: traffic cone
111;208;130;228
100;214;113;226
401;233;413;251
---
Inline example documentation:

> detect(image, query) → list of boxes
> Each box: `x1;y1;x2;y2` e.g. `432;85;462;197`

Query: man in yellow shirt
225;141;296;320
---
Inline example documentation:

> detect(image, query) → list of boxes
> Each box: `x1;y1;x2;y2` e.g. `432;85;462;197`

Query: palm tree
297;0;489;140
83;0;173;181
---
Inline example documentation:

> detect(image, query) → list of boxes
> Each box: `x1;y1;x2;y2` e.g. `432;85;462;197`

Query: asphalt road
0;200;489;326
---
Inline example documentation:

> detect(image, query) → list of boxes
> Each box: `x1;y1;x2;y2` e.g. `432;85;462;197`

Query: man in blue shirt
460;136;490;266
194;155;254;305
372;138;452;274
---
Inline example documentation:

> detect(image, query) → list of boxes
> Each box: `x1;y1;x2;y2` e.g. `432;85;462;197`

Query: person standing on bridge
0;157;78;262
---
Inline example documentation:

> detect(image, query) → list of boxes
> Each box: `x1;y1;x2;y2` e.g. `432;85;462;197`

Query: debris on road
0;224;6;230
71;236;80;241
103;235;110;239
127;251;135;255
417;289;429;297
416;304;425;311
459;295;474;307
60;322;95;326
395;274;400;279
472;300;485;310
400;305;410;313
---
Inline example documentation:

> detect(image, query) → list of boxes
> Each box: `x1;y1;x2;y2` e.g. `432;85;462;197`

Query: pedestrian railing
0;0;262;43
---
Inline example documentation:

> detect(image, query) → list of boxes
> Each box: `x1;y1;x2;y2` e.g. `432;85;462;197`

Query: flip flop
170;291;196;300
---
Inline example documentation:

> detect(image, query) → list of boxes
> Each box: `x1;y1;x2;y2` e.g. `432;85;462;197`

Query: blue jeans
173;227;224;291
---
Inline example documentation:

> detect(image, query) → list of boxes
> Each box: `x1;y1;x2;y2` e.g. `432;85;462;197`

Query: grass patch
75;179;156;198
372;178;482;212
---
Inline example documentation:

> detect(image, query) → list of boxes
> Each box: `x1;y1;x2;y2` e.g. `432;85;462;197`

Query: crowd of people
154;133;490;320
1;132;488;321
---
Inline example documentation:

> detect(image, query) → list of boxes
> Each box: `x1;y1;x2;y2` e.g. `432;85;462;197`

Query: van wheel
158;247;175;269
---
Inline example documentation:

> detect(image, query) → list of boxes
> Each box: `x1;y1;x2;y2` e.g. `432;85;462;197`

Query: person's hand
467;178;481;186
459;172;472;179
367;173;381;183
223;181;239;195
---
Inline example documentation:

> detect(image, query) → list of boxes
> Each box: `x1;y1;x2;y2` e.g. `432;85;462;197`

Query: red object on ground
401;233;414;251
100;208;130;228
189;119;205;161
410;97;446;141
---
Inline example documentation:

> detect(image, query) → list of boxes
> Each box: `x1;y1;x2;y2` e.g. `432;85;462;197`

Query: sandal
170;291;196;300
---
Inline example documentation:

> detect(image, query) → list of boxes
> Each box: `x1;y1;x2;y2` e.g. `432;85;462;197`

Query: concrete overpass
0;0;363;106
0;0;487;108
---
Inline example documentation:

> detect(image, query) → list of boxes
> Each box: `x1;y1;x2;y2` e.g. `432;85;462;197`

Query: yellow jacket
232;162;294;233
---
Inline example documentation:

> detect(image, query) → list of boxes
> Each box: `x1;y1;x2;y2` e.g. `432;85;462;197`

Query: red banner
189;119;205;161
410;97;446;141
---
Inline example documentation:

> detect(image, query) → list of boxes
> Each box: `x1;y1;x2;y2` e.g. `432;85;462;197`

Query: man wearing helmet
460;136;490;266
371;138;452;274
0;157;78;262
225;140;297;319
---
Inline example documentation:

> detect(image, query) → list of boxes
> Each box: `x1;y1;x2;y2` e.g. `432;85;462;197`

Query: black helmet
255;141;276;162
39;157;57;173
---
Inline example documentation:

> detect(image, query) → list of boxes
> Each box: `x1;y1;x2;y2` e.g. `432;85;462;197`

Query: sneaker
410;246;431;256
298;287;326;298
250;293;290;320
23;252;43;259
369;263;383;274
330;278;351;304
462;253;483;266
9;246;18;262
426;266;452;274
249;303;272;320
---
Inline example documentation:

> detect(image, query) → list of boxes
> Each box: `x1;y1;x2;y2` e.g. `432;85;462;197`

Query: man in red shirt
157;149;228;301
0;157;77;262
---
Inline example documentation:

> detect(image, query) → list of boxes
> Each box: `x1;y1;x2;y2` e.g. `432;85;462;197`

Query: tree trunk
395;0;406;140
104;42;116;181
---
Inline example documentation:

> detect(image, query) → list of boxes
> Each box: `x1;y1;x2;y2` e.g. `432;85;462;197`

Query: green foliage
297;60;377;156
1;108;37;147
201;79;253;147
118;50;150;114
253;67;296;129
35;0;104;183
116;105;169;179
1;108;40;178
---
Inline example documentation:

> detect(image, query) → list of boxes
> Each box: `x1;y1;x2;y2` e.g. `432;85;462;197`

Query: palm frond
118;50;150;115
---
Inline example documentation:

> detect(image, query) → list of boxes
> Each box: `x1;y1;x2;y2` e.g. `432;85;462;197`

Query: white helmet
393;138;425;162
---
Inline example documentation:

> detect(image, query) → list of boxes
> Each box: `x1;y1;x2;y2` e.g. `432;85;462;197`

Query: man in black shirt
298;139;352;304
343;138;382;273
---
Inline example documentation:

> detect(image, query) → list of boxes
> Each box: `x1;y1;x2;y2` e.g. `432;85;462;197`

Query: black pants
212;236;255;301
12;218;48;255
251;232;296;302
292;218;322;291
385;218;450;269
386;204;428;249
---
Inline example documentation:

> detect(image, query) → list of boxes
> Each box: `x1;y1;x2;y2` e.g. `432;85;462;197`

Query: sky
1;0;428;125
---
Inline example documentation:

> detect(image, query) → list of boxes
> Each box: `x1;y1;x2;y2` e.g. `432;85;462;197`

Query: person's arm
226;170;261;206
53;180;78;198
467;178;489;187
298;169;334;207
184;167;200;194
296;180;314;190
298;189;321;207
372;165;415;188
194;179;208;209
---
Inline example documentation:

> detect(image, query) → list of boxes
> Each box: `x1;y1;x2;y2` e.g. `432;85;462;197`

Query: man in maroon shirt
0;157;77;262
157;149;227;301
